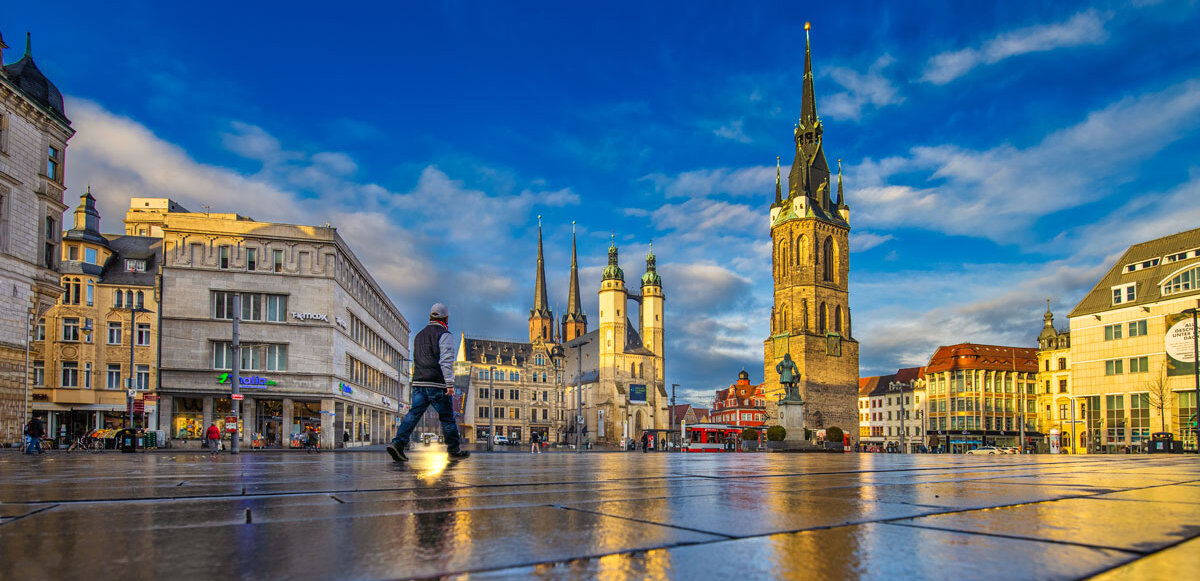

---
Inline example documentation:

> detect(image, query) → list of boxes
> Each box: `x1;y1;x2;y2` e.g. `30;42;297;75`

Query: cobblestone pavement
1;448;1197;580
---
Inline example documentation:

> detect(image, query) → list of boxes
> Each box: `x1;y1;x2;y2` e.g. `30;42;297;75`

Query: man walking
24;417;45;455
387;303;469;462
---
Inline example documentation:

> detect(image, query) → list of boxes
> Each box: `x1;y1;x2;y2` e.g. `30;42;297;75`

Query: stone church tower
528;218;554;343
762;23;860;442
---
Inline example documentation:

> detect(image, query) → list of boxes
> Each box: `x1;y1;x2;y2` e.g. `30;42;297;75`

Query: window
1104;324;1122;341
84;362;93;388
512;408;520;420
1059;379;1068;393
494;407;505;419
114;290;124;308
107;364;122;389
61;362;78;387
213;291;283;322
68;245;78;260
47;145;62;181
1106;394;1125;444
509;389;519;399
34;318;45;341
1161;266;1198;296
1128;320;1148;337
85;248;98;264
213;342;233;370
1130;393;1150;444
479;388;489;400
219;245;231;269
1111;283;1136;305
107;322;122;345
265;344;288;371
241;345;262;371
124;259;146;272
136;323;151;346
62;317;80;341
86;281;94;306
1105;359;1124;375
265;295;286;322
273;249;284;272
136;365;150;390
32;360;44;386
478;407;490;419
135;291;144;309
1058;357;1067;370
246;248;257;271
1128;356;1149;373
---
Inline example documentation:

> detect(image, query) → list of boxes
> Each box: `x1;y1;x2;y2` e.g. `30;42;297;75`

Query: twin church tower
762;23;860;439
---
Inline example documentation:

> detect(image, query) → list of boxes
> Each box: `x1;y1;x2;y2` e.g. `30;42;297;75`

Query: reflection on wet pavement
0;450;1196;579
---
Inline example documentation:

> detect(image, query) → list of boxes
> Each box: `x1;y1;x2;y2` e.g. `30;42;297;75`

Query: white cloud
642;166;774;199
922;10;1111;84
713;119;753;143
850;231;894;252
823;54;903;120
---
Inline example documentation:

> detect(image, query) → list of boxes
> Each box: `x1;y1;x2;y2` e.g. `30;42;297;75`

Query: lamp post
127;306;153;429
570;338;590;453
550;345;564;446
488;366;496;452
670;383;678;449
1183;308;1200;452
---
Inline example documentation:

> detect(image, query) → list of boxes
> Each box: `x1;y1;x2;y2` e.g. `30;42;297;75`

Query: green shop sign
216;373;277;388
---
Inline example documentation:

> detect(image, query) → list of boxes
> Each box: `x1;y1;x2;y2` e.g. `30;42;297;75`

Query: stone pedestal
779;401;806;442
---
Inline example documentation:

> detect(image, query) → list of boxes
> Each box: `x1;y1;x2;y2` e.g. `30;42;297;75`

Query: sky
5;0;1200;406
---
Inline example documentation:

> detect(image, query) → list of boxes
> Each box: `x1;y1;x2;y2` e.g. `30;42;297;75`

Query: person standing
206;423;221;455
530;431;542;454
387;303;469;462
640;431;649;453
24;417;45;455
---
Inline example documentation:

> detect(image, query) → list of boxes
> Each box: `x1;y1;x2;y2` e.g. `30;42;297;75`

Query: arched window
125;290;133;307
631;363;636;377
823;237;834;282
86;280;94;306
818;302;827;333
136;291;144;309
795;235;806;265
114;290;124;308
1161;265;1198;295
834;305;843;333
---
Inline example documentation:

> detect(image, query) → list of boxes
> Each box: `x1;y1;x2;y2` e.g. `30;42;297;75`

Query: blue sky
6;0;1200;405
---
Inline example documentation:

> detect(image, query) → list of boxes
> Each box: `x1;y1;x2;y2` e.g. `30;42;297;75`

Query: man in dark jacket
24;417;45;454
387;303;468;462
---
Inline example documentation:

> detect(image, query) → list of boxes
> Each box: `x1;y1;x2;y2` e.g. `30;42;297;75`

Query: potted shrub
825;426;845;451
740;428;759;451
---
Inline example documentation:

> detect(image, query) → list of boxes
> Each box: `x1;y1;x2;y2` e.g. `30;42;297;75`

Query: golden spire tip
805;21;811;31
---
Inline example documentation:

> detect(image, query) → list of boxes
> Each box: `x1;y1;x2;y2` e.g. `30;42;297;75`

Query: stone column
202;396;213;428
158;395;173;433
320;398;334;449
282;397;294;445
242;397;257;447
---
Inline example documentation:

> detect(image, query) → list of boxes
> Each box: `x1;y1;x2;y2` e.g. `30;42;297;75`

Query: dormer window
125;259;146;273
1111;283;1136;305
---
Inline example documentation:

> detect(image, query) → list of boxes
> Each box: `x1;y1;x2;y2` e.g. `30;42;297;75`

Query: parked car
966;446;1001;455
492;435;509;446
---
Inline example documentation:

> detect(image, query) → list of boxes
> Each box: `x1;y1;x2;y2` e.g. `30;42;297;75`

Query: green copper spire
641;241;662;287
602;233;624;282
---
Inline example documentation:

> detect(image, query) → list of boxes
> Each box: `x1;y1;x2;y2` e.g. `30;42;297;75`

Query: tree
1146;365;1171;433
766;426;787;441
741;428;758;441
826;426;844;444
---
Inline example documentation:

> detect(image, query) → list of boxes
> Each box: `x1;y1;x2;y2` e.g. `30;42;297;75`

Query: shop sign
225;416;238;432
629;384;647;403
231;394;245;401
32;393;49;401
292;312;329;322
216;373;277;388
339;382;353;394
335;316;348;329
1166;313;1197;376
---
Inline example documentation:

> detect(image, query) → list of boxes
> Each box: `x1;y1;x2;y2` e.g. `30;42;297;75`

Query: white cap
430;303;449;319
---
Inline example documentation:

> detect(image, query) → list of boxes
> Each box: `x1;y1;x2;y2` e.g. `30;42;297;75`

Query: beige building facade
149;200;410;449
1036;303;1079;453
0;32;75;444
1067;227;1200;453
923;344;1039;453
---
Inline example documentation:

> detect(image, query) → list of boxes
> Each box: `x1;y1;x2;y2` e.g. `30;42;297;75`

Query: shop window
173;397;204;439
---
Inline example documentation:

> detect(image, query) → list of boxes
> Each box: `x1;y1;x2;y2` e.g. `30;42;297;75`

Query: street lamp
550;344;564;446
1183;308;1200;452
567;337;590;453
488;366;496;452
670;383;679;449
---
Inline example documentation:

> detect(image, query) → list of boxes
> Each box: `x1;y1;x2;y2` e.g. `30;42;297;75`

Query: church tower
529;217;554;343
762;22;860;441
561;222;588;341
598;236;627;374
641;244;665;382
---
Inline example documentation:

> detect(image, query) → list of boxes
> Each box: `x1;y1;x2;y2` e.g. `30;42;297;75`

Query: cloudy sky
7;1;1200;405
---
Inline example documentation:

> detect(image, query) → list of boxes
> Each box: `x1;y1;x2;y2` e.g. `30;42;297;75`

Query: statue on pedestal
776;353;802;403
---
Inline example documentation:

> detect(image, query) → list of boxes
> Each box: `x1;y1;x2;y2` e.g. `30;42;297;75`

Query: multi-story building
1036;302;1078;453
29;191;160;441
668;404;702;432
923;344;1039;453
456;222;571;444
0;31;75;443
148;199;409;449
762;26;859;443
1067;227;1200;453
857;375;885;448
857;367;925;452
710;370;767;427
565;239;667;446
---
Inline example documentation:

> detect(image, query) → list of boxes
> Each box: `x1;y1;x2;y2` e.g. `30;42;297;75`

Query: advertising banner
1165;312;1197;377
629;384;647;403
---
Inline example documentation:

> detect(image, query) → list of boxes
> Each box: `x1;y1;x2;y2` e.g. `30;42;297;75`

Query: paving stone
1089;536;1200;580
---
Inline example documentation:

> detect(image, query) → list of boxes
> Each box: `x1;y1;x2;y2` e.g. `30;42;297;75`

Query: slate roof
1068;227;1200;318
99;235;161;286
924;343;1038;374
2;41;68;123
463;337;533;366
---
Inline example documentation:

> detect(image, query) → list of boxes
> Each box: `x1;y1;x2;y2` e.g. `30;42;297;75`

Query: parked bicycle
67;436;103;453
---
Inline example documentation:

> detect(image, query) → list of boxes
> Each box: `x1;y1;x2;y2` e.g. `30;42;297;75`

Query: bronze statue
776;353;802;402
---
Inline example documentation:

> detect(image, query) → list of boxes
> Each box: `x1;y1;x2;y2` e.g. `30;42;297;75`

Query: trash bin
119;429;138;453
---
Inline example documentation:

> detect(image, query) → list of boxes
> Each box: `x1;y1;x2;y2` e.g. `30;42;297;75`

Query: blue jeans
393;387;460;452
25;435;43;454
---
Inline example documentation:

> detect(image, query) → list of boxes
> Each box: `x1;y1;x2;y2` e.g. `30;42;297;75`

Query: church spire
800;22;818;129
785;21;834;215
532;215;550;318
835;158;845;207
562;221;588;341
773;156;782;206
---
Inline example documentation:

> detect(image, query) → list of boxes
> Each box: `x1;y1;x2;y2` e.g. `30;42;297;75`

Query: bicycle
67;436;103;453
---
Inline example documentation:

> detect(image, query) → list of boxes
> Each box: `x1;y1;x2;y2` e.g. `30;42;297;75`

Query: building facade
923;344;1039;453
0;31;74;443
1036;303;1078;453
29;191;161;441
151;200;409;449
761;26;859;443
566;239;667;446
710;370;767;427
1067;227;1200;453
857;367;924;452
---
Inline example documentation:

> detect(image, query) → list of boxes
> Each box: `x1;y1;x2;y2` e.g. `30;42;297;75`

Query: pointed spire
774;156;782;205
835;158;845;207
602;232;624;282
566;221;583;320
642;241;662;288
531;215;551;320
1044;298;1053;324
800;22;818;128
24;32;31;58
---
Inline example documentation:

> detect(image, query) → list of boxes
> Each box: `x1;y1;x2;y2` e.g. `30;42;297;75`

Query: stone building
1067;227;1200;453
761;25;859;442
856;366;924;452
29;191;161;440
0;31;75;443
1036;302;1077;453
923;344;1039;453
565;238;667;446
148;199;409;449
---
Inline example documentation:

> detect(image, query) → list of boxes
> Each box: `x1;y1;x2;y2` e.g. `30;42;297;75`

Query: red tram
683;423;745;452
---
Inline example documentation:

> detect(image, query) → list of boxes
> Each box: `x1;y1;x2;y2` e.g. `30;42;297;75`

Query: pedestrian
387;303;469;462
342;430;350;447
530;431;542;454
24;417;45;455
640;432;648;453
206;423;221;455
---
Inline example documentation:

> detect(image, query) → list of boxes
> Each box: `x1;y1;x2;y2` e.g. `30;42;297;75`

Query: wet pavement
1;448;1197;580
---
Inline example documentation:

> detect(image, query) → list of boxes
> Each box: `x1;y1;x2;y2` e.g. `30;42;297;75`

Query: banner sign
1165;313;1197;377
217;374;276;388
630;384;647;403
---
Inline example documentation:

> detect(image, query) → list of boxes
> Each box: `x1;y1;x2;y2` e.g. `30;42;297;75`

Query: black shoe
448;449;471;459
386;443;408;462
